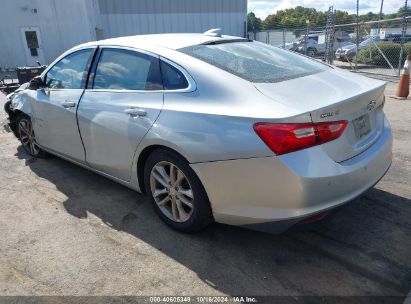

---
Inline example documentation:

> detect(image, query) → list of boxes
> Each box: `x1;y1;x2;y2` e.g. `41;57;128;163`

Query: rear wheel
16;114;48;158
144;148;213;232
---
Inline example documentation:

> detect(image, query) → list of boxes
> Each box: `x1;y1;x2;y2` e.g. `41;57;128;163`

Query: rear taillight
253;121;347;155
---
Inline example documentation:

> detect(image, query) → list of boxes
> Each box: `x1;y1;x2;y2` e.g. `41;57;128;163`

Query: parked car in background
5;31;392;233
295;32;352;57
280;35;319;53
384;33;411;43
295;34;323;57
281;40;298;51
336;33;411;61
336;36;380;61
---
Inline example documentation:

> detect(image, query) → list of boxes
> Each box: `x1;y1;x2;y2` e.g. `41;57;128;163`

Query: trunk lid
255;68;386;162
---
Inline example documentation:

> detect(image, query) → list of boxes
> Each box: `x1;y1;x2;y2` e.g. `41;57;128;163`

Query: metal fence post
325;6;335;64
282;29;286;49
399;0;408;76
304;21;308;55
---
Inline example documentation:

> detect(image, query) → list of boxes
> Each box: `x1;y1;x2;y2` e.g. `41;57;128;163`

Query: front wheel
144;148;213;232
307;48;317;57
16;114;48;158
4;100;12;116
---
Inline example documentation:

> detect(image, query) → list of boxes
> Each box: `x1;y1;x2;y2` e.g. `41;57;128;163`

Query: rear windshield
179;41;329;83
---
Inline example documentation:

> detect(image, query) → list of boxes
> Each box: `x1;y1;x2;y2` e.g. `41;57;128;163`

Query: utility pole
399;0;408;75
356;0;359;69
378;0;384;34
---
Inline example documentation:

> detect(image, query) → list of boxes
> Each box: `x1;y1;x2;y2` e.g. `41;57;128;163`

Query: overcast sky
248;0;402;19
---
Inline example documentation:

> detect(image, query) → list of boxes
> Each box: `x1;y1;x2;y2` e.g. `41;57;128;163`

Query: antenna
204;28;222;38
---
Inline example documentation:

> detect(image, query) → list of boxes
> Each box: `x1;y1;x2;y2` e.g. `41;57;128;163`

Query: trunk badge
366;100;376;111
320;110;339;118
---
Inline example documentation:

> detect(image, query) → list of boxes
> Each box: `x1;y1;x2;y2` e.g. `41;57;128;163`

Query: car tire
307;48;317;57
3;101;18;137
144;148;213;233
16;113;48;158
4;100;11;116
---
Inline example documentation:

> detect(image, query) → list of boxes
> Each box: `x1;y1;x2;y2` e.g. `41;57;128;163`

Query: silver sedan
5;31;392;233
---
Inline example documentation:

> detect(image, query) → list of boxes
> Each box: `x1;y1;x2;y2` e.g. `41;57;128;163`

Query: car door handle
62;101;76;108
124;108;147;117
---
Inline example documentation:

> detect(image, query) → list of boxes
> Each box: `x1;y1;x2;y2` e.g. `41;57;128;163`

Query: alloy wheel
19;118;40;156
150;161;194;223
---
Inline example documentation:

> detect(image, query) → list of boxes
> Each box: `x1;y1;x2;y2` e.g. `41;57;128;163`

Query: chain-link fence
248;8;410;77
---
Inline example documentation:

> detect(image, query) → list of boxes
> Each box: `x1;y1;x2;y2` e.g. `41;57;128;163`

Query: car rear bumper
190;117;392;230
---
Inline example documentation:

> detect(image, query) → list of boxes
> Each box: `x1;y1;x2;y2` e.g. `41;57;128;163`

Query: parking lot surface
0;78;410;299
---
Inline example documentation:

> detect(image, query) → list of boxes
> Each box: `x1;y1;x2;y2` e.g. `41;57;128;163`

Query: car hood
253;68;385;115
338;44;356;51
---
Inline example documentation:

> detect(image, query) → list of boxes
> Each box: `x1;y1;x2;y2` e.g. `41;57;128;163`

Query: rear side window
93;49;162;90
179;41;328;83
160;60;189;90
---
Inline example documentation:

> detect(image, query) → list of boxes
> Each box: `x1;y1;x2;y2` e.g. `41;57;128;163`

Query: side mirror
28;76;45;90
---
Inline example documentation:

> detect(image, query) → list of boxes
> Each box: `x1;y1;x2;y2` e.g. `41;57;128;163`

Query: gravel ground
0;79;410;301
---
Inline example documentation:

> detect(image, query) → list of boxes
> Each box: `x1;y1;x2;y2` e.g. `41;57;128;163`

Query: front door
31;48;95;162
77;47;164;181
20;27;45;66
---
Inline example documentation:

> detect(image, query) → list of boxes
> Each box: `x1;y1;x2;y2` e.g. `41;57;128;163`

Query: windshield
360;36;380;47
179;41;329;83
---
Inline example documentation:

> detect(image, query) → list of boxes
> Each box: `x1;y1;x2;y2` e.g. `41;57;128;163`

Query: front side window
179;41;329;83
93;49;162;90
45;49;92;89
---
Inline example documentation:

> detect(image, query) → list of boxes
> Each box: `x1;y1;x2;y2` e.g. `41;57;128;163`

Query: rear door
32;48;95;162
77;47;164;181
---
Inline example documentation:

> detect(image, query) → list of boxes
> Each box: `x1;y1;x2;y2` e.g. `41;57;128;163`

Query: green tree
335;10;354;25
248;5;411;31
261;6;327;30
397;6;411;17
247;12;262;32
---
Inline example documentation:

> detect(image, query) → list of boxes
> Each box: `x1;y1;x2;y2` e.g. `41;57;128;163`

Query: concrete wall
0;0;247;69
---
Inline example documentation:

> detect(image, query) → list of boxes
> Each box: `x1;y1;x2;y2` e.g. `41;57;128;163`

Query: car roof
78;33;244;51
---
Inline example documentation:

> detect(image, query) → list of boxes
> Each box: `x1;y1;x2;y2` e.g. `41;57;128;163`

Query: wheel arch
9;108;24;120
7;108;25;137
136;143;192;194
12;95;32;117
